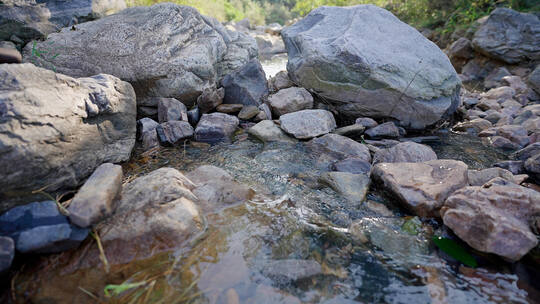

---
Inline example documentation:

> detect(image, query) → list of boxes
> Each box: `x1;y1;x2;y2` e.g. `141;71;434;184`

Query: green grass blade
433;236;477;268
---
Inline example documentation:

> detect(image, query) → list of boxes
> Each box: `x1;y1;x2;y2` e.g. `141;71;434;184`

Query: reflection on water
13;132;539;304
261;54;288;78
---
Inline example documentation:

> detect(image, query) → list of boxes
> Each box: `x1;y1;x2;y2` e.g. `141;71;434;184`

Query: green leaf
432;236;477;268
401;217;422;235
104;281;146;297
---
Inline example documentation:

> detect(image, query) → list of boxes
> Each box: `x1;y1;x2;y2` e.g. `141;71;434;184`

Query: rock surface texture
441;181;540;261
472;8;540;64
23;3;258;105
372;160;469;218
221;59;268;106
281;5;461;129
279;109;336;139
195;113;239;144
0;64;136;212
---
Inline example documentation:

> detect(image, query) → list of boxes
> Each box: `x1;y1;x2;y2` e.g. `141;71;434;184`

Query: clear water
12;131;539;304
261;54;288;78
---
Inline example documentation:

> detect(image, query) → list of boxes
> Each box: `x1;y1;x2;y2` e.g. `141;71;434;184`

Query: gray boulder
373;142;437;164
355;117;378;129
0;236;14;274
282;5;461;129
68;163;123;228
279;109;336;139
197;87;224;114
365;122;400;138
268;87;313;117
238;105;260;120
268;70;294;92
331;158;371;175
23;3;258;105
0;201;88;253
157;98;188;123
156;121;194;146
41;0;127;28
372;160;469;218
529;65;540;95
248;120;295;144
467;167;515;186
0;0;57;42
136;117;159;141
195;112;239;144
0;64;136;212
319;172;370;202
472;8;540;64
221;59;268;106
441;181;540;261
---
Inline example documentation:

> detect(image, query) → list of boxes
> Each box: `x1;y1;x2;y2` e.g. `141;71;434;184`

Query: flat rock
373;142;437;164
0;201;88;254
195;113;239;144
221;59;268;106
333;124;365;137
68;163;123;228
216;103;243;114
372;160;469;218
23;3;257;104
472;8;540;64
0;64;136;212
238;105;260;120
365;122;400;138
319;172;370;202
268;87;313;117
331;158;372;175
467;167;515;186
355;117;378;129
441;182;540;261
282;5;461;129
156;121;194;146
0;236;14;274
453;118;492;134
279;109;336;139
187;165;255;213
248;120;295;143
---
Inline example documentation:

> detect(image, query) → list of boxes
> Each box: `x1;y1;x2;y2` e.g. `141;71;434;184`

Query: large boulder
40;0;127;27
221;59;268;106
0;64;136;212
472;8;540;64
0;0;57;42
281;5;461;129
441;181;540;261
23;3;258;105
372;160;468;218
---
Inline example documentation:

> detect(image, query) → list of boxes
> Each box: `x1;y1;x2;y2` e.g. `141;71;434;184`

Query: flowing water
12;130;540;304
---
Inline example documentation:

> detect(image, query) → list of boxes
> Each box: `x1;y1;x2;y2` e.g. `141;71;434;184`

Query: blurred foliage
127;0;539;32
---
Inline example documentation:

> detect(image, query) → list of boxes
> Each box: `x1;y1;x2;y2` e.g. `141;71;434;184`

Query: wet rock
365;122;400;139
0;47;21;63
248;120;295;143
528;66;540;94
363;201;393;217
68;163;122;228
0;236;14;274
268;70;294;92
195;113;239;144
282;5;461;129
248;284;301;304
187;165;255;213
136;118;159;141
97;168;203;263
221;59;268;106
197;87;225;114
373;142;437;164
355;117;378;129
333;124;365;138
157;98;188;123
372;160;469;218
0;201;88;253
238;105;260;120
0;64;136;211
216;103;243;114
156;121;194;146
467;167;515;186
332;158;372;175
307;134;372;164
472;8;540;64
319;172;370;202
187;107;200;126
453;118;492;133
441;182;540;261
268;87;313;117
262;259;322;283
24;3;257;104
141;130;159;151
494;160;525;175
279;109;336;139
0;0;57;43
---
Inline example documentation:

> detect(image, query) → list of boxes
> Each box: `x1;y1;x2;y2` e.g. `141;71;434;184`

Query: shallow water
261;54;288;78
13;130;539;304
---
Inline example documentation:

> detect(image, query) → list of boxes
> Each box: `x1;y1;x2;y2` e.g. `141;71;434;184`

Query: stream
10;56;540;304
